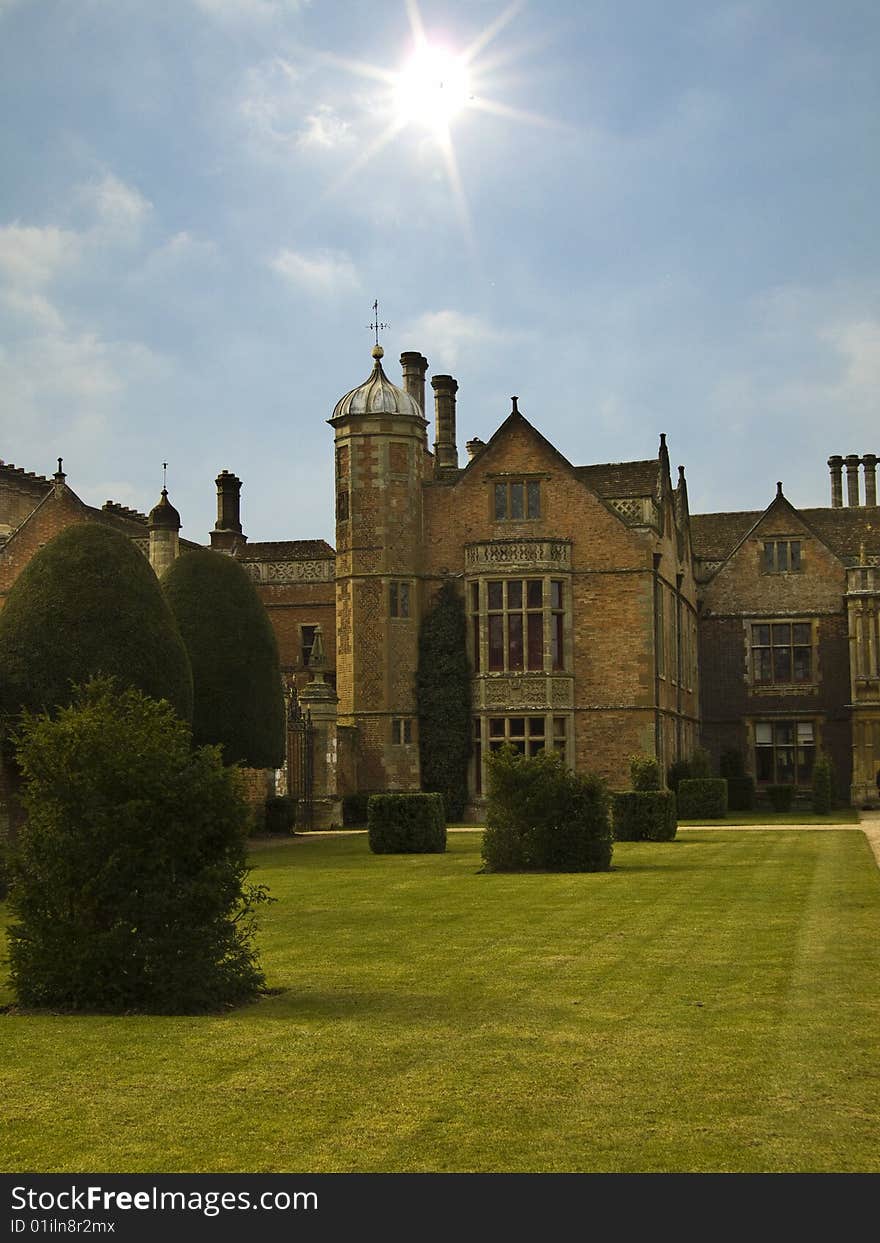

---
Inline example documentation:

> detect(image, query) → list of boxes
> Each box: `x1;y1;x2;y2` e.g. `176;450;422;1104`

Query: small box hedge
342;792;371;826
678;777;728;819
764;784;794;812
367;792;446;854
612;790;677;841
726;775;755;812
264;795;297;834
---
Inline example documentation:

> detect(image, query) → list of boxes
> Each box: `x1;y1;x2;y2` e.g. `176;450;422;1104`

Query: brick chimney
431;374;459;475
211;469;247;552
400;352;428;412
845;454;861;507
862;453;877;507
828;455;844;508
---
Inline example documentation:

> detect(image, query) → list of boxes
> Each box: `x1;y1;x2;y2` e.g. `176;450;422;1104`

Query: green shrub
666;759;691;795
6;678;270;1013
719;748;746;779
415;582;472;821
765;784;794;812
0;522;193;732
612;790;677;841
812;756;834;815
342;793;371;826
691;748;712;778
264;795;297;834
726;776;756;812
629;754;661;791
368;793;446;854
482;747;612;873
162;550;284;768
678;777;728;819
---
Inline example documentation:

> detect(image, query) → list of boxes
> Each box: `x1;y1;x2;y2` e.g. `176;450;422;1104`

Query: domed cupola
330;346;424;423
148;488;181;532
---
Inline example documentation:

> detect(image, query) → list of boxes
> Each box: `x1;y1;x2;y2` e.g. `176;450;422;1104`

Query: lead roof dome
331;346;423;420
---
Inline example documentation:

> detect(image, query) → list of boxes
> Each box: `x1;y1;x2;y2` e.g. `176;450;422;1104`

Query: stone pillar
298;626;341;829
432;374;459;475
845;454;861;507
211;469;247;552
862;453;878;507
828;455;844;508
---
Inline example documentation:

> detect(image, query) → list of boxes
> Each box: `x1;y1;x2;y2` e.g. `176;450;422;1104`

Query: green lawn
2;829;879;1173
677;808;861;826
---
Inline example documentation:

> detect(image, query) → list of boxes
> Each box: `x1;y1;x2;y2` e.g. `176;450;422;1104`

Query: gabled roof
574;460;660;499
691;501;880;565
236;540;336;562
458;406;579;480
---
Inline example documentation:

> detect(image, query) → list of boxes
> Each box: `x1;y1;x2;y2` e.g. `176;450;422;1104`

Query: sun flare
393;44;471;133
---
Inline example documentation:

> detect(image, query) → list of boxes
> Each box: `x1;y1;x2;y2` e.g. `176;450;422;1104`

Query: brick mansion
1;344;878;815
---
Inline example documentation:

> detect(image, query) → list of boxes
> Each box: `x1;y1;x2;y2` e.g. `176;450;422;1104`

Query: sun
393;44;471;134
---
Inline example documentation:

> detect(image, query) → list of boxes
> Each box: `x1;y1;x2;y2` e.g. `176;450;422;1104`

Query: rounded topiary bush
0;522;193;730
162;549;284;768
7;678;270;1013
482;747;612;873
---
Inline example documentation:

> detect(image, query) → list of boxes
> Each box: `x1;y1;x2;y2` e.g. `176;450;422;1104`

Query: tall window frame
469;577;567;674
750;621;813;685
754;719;816;785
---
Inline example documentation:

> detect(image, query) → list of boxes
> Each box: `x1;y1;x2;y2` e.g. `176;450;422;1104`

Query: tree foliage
6;679;270;1013
416;581;472;821
0;522;193;732
162;549;285;768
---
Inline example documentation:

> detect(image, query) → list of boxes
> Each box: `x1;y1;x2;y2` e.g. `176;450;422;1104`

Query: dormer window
494;479;540;520
763;540;802;573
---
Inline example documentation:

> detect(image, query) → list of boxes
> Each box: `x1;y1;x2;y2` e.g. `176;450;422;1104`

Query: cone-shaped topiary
416;581;472;821
0;521;193;731
162;548;285;768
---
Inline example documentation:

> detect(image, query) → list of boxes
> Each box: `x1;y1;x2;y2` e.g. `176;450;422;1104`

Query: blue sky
1;0;878;543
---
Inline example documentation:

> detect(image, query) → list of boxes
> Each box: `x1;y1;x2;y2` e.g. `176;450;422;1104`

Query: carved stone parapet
473;673;574;710
465;539;572;573
243;559;336;584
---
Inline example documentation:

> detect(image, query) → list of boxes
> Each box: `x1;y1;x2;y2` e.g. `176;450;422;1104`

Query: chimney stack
828;455;843;507
400;352;428;413
845;454;861;507
211;469;247;552
862;453;878;507
431;374;459;474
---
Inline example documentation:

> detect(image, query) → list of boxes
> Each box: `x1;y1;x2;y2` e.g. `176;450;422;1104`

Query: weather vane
162;461;168;491
368;299;390;348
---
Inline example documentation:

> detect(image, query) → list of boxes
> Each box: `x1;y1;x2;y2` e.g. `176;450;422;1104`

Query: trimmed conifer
162;549;285;768
0;521;193;731
416;581;472;821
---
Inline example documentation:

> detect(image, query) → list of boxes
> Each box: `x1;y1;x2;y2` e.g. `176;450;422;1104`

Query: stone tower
148;488;180;578
328;345;428;792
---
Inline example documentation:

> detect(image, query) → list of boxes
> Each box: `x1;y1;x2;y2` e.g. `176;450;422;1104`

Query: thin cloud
0;223;81;287
270;248;360;296
404;309;521;371
81;173;152;239
297;106;353;151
